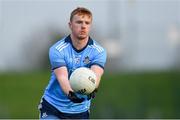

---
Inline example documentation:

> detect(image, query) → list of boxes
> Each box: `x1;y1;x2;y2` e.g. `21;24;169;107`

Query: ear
68;22;72;30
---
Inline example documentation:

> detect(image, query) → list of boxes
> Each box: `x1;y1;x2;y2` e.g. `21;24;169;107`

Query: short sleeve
49;47;66;70
90;49;107;69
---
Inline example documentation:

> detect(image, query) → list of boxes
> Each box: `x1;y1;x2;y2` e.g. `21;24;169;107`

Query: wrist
68;91;74;97
94;88;98;93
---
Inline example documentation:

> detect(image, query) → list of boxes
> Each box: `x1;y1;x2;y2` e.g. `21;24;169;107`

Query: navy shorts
38;98;89;119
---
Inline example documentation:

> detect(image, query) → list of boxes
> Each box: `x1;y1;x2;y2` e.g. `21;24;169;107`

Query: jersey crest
83;56;91;64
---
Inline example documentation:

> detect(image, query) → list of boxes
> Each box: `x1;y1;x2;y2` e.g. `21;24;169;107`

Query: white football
69;67;97;95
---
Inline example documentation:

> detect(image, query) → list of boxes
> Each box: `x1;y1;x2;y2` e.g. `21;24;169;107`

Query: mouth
80;31;86;35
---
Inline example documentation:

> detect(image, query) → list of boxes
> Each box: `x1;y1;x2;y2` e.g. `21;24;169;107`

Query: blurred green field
0;71;180;118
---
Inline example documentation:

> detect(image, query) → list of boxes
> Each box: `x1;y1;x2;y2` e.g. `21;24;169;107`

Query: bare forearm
54;67;73;95
57;75;73;95
91;65;104;88
93;72;101;88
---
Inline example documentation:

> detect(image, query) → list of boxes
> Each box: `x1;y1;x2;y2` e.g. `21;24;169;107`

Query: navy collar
65;35;93;53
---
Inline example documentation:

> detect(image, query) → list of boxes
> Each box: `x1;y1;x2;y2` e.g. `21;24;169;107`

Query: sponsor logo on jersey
74;57;80;64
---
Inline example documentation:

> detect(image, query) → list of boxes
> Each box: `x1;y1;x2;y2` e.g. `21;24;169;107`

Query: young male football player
38;7;107;119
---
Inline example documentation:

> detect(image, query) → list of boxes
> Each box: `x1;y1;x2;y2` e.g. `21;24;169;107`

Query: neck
70;34;89;50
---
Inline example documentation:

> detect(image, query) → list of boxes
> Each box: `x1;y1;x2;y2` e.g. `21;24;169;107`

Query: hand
68;91;85;103
87;89;98;100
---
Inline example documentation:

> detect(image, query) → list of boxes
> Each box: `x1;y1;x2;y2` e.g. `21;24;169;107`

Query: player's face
69;14;92;40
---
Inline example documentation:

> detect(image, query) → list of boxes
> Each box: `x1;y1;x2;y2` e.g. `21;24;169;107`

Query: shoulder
50;36;70;53
88;39;106;53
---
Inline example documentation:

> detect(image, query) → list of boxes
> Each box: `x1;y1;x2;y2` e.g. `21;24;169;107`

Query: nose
81;22;86;29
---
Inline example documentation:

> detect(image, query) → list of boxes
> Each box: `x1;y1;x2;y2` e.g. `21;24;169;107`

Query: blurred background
0;0;180;118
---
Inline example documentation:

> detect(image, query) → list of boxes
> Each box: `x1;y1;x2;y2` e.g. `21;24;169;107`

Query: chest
65;48;94;74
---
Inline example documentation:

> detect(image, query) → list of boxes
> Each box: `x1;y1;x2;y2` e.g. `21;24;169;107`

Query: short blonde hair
70;7;92;21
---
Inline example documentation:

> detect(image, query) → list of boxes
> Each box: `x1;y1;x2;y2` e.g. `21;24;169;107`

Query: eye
85;21;90;25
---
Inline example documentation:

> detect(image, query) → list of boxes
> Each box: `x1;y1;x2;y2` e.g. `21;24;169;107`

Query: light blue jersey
42;35;107;114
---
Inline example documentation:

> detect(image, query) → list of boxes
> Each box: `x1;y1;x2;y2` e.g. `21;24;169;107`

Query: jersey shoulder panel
88;40;105;53
51;37;70;53
48;37;70;69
